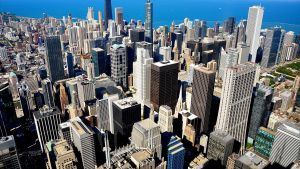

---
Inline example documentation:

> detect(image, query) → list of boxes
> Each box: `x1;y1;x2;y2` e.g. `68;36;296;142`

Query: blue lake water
1;0;300;33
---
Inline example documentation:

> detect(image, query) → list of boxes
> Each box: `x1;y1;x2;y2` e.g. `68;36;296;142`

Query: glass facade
254;127;275;158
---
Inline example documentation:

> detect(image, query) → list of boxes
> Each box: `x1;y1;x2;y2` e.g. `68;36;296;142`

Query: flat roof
131;150;151;162
113;97;140;109
136;119;159;130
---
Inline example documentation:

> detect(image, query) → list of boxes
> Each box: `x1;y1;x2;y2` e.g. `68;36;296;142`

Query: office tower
295;34;300;56
237;43;250;64
98;10;104;33
151;60;179;112
133;41;153;105
110;44;127;88
219;48;238;79
8;72;18;98
86;7;94;20
159;46;172;61
70;118;96;169
103;87;119;134
91;48;106;77
115;7;123;26
42;78;55;108
158;105;173;133
59;83;69;113
87;63;95;81
33;106;62;151
167;136;185;169
0;136;21;169
216;63;256;151
77;80;95;109
45;139;77;169
145;0;153;43
246;6;264;62
129;29;145;42
227;17;236;34
279;90;292;112
66;53;74;78
131;118;162;159
237;20;247;44
59;122;72;145
172;31;183;54
104;0;112;29
261;27;282;68
201;20;207;39
190;64;216;135
96;98;110;131
214;22;220;35
207;130;234;166
269;122;300;167
248;85;273;140
0;81;17;137
18;82;33;119
39;66;48;80
235;151;270;169
113;97;141;147
45;36;65;82
254;127;275;158
281;31;296;61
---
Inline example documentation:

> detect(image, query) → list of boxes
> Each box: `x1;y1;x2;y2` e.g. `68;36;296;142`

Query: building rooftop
111;44;125;50
210;129;234;144
33;106;61;120
0;135;15;152
279;122;300;137
135;118;159;131
70;118;94;137
152;60;178;68
130;150;152;163
92;48;104;52
113;97;140;109
238;151;269;169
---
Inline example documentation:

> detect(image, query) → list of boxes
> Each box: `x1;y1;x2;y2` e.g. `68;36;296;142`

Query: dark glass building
91;48;106;77
104;0;113;29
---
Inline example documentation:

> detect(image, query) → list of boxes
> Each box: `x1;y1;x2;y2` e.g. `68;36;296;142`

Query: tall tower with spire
104;0;113;30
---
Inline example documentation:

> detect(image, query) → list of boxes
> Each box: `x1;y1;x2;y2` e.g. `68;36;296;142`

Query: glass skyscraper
167;136;185;169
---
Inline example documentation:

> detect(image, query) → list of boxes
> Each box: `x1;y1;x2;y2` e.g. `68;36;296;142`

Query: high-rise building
59;122;72;145
96;98;110;131
269;122;300;167
92;48;106;77
207;130;234;166
129;29;145;42
261;27;282;68
33;106;62;151
42;78;55;108
248;85;273;140
246;6;264;62
254;127;276;158
131;118;162;159
190;64;216;135
237;20;247;44
151;60;179;112
158;105;173;133
18;82;33;119
86;7;94;20
110;44;127;88
66;53;74;78
0;136;21;169
167;136;185;169
0;81;17;137
45;139;77;169
45;36;65;83
77;80;95;110
216;63;256;152
227;17;236;34
115;7;123;26
145;0;153;43
70;118;96;169
104;0;112;29
133;41;153;105
112;97;141;147
219;48;239;79
59;83;69;113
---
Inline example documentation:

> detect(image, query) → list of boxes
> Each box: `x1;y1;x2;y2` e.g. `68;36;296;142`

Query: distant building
70;118;96;169
129;29;145;42
254;127;276;158
269;122;300;167
207;130;234;166
104;0;112;29
0;136;21;169
113;97;141;147
131;118;162;159
151;60;179;112
45;139;77;169
167;136;185;169
145;0;153;43
34;106;62;152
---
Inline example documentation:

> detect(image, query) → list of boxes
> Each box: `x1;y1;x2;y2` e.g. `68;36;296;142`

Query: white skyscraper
219;48;239;79
133;42;153;105
246;6;264;62
158;105;173;133
216;63;256;152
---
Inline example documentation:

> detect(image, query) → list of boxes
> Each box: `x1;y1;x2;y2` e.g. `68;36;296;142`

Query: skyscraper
190;64;216;135
269;122;300;167
151;60;179;112
207;130;234;166
167;136;185;169
110;44;127;88
96;98;110;131
42;78;55;108
227;17;236;34
66;53;74;78
70;118;96;169
45;36;65;83
0;81;17;137
104;0;112;30
216;63;256;152
18;81;33;119
248;84;273;140
254;127;275;158
0;135;21;169
133;41;153;105
92;48;106;77
131;118;162;159
33;106;62;152
246;6;264;62
115;7;123;26
158;105;173;133
145;0;153;43
261;27;282;68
